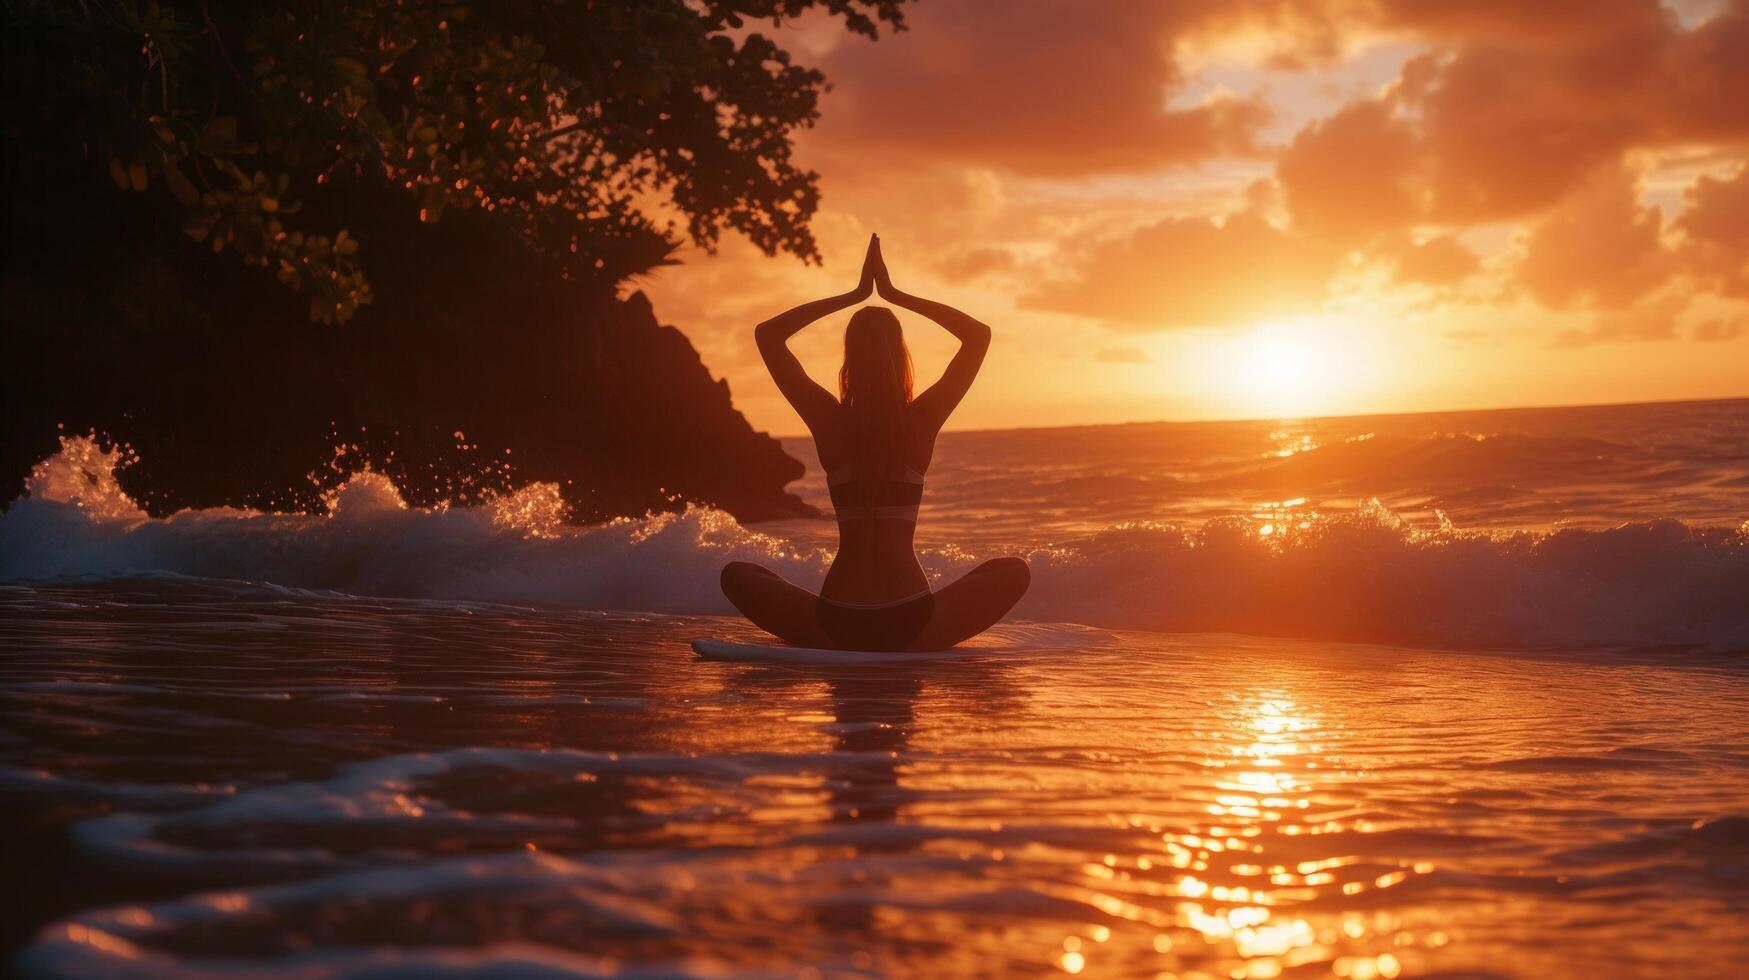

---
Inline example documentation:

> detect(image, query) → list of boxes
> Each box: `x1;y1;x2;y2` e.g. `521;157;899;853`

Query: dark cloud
812;0;1749;209
1674;164;1749;297
1405;46;1649;223
1274;1;1749;233
1379;234;1480;286
803;0;1749;349
817;2;1272;175
1251;0;1749;346
1654;0;1749;141
1516;167;1674;311
1375;0;1670;46
1277;98;1423;246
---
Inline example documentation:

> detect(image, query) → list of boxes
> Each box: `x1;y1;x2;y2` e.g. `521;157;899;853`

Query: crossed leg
721;558;1030;652
907;557;1030;651
720;562;833;648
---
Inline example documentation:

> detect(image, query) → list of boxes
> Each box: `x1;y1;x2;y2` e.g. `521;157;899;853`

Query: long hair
838;306;914;476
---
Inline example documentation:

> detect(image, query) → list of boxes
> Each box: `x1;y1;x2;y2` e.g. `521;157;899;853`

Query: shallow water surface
4;579;1746;978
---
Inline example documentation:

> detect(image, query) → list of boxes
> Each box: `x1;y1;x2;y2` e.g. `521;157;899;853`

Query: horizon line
766;392;1749;441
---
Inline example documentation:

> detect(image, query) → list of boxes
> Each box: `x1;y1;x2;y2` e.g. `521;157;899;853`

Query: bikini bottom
816;589;936;651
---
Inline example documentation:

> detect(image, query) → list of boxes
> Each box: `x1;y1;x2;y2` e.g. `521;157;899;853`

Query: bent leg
720;562;833;648
909;557;1031;651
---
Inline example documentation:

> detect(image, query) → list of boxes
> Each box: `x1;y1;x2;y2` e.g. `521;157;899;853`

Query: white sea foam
15;852;708;979
3;436;1746;650
65;746;796;877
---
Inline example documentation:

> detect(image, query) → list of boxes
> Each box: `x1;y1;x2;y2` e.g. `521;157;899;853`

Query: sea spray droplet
24;435;146;526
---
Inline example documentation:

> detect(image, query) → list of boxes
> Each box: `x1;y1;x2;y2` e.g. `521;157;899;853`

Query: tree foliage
2;0;907;322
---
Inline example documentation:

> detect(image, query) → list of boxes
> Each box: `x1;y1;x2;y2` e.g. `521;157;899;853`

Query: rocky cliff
1;183;813;523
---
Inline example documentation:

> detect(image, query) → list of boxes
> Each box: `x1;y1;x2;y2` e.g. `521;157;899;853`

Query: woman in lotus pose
721;234;1030;651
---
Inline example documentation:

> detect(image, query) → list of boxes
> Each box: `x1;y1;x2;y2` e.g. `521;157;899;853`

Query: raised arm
754;239;879;432
869;239;992;431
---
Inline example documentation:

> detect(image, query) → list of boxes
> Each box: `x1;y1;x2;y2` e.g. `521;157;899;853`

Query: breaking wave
3;436;1746;651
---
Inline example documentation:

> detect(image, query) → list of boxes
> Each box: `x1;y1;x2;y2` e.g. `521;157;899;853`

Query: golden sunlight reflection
24;585;1744;977
1253;496;1314;540
1267;431;1319;458
1093;689;1445;979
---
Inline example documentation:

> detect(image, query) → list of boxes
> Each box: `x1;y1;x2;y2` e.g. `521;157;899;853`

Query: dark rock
1;176;814;524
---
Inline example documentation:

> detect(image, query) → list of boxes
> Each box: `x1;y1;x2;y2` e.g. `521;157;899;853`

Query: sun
1214;318;1356;418
1251;338;1310;392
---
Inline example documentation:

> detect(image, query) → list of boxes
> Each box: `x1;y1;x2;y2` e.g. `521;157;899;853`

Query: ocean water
2;398;1748;977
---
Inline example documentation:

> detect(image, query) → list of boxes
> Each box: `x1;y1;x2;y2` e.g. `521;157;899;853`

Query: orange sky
642;0;1749;435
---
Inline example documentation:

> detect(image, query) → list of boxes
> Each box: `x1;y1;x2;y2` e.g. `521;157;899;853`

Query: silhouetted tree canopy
2;0;908;322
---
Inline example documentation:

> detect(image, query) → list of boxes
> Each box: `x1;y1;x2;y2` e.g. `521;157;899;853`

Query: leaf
421;186;447;223
128;162;148;192
163;162;199;206
108;157;129;189
202;116;240;155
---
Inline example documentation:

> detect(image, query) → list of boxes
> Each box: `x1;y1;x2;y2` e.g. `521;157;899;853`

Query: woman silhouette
721;234;1030;651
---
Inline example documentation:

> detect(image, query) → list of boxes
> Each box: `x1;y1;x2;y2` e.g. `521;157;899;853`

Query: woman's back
817;407;934;604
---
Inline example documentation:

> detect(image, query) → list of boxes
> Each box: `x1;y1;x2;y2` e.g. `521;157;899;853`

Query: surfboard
690;639;961;665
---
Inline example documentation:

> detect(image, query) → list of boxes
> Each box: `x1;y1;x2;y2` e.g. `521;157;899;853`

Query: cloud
1515;166;1674;311
1374;0;1669;46
812;0;1749;334
1021;210;1339;331
936;247;1016;283
1093;346;1152;364
1654;0;1749;141
1549;290;1689;347
1408;50;1650;223
1378;234;1480;286
817;0;1749;348
817;2;1273;175
1691;314;1747;341
1410;1;1749;218
1272;1;1749;236
1674;164;1749;297
1277;98;1424;246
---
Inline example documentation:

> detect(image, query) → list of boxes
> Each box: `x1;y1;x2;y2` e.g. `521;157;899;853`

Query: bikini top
825;463;925;524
